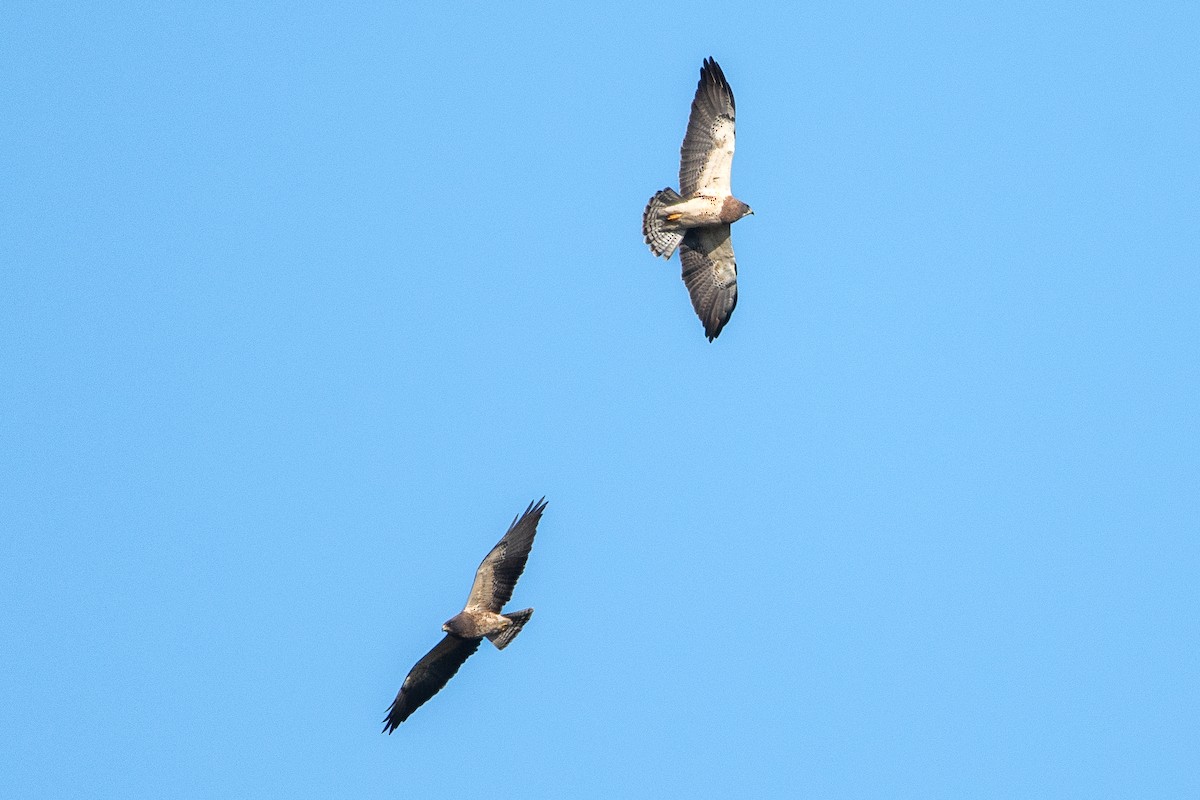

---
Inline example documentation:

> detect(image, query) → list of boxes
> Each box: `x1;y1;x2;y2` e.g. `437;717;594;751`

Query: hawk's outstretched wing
465;498;547;612
679;225;738;341
382;634;481;733
680;57;737;197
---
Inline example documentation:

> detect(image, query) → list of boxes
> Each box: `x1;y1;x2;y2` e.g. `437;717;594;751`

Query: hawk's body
382;499;546;733
661;195;751;228
442;608;519;639
643;58;753;341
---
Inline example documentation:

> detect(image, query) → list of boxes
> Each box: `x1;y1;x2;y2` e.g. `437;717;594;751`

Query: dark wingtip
382;681;422;734
701;57;725;83
699;56;733;111
524;497;549;520
703;302;735;341
505;497;548;534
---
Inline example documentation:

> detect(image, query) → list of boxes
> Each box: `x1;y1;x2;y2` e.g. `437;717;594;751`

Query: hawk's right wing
382;634;481;733
679;58;737;197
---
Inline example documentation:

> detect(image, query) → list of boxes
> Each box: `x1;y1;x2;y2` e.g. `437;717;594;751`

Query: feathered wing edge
382;634;482;733
466;498;548;611
679;225;738;341
679;57;736;196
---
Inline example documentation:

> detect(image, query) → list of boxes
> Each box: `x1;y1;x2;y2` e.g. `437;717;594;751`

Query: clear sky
2;2;1197;797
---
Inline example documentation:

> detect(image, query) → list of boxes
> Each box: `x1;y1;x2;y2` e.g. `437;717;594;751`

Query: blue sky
2;2;1197;797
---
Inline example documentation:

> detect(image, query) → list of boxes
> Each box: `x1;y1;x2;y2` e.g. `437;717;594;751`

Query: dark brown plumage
382;498;547;733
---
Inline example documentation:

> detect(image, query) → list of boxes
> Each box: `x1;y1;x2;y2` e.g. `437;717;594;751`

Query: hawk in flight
643;57;753;341
382;498;547;733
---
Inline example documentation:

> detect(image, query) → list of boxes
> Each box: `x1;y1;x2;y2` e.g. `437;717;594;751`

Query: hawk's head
720;196;754;224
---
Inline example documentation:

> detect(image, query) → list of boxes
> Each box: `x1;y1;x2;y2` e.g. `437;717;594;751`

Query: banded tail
487;608;533;650
643;187;685;258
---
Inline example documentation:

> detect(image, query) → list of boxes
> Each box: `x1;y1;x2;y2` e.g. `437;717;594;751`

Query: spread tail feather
487;608;533;650
643;187;684;258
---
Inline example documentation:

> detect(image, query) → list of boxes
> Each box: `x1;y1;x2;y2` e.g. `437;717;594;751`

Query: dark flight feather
679;225;739;341
382;634;481;734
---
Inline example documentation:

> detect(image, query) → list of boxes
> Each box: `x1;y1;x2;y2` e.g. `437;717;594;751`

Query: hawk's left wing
465;499;547;612
679;225;738;341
